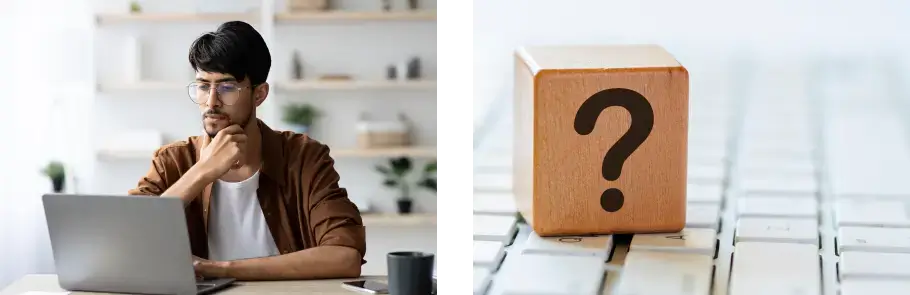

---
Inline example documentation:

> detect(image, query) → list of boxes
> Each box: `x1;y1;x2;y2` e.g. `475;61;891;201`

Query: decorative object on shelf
408;0;419;10
282;103;320;134
386;65;397;80
406;57;421;80
381;0;392;11
196;0;256;14
376;157;419;214
417;161;436;194
319;74;352;81
289;0;328;11
42;161;66;193
124;36;143;83
129;1;142;14
292;51;304;80
396;61;408;82
356;113;412;148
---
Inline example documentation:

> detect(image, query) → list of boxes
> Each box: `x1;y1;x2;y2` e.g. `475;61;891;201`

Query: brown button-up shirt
127;119;366;263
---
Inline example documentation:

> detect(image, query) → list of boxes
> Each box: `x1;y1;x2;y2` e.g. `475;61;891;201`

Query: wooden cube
513;45;688;236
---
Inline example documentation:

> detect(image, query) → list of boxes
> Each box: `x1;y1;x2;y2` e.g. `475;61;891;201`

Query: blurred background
0;0;437;287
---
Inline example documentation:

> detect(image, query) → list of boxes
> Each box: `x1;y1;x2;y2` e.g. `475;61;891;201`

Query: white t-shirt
206;170;280;261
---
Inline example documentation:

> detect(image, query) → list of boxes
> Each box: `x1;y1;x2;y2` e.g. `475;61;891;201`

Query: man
128;21;366;280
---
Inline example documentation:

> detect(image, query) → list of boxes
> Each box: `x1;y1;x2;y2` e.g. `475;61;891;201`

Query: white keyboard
472;58;910;295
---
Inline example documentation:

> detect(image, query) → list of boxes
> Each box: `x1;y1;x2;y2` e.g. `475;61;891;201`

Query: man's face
194;71;255;138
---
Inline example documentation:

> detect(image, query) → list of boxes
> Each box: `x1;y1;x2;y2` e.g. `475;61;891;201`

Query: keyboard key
630;228;717;256
498;254;605;295
474;173;511;192
836;199;910;228
739;175;817;194
522;232;612;258
840;252;910;280
737;197;817;218
840;279;910;295
734;217;818;245
687;183;723;203
615;251;713;295
838;227;910;254
473;192;517;216
688;164;725;183
686;203;721;231
473;241;505;270
474;154;511;171
729;242;820;295
473;267;491;295
473;214;517;243
741;191;816;199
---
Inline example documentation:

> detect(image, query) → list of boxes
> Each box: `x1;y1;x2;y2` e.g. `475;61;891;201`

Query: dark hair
188;21;271;85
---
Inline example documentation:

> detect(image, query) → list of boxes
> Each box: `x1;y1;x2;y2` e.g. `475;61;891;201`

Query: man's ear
253;83;269;107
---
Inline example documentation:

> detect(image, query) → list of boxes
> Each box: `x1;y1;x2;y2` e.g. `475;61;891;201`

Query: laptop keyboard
472;59;910;294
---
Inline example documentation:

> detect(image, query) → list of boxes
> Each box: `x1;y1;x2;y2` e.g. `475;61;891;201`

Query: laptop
42;194;235;295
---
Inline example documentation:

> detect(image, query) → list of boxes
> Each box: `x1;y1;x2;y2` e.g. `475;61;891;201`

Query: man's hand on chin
193;256;230;279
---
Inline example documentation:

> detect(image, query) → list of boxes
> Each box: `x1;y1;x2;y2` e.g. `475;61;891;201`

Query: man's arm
130;148;217;207
197;245;361;280
130;126;246;206
196;140;366;280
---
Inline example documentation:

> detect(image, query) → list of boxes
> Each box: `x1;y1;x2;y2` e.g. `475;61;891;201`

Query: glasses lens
187;82;209;104
217;84;240;105
187;83;243;105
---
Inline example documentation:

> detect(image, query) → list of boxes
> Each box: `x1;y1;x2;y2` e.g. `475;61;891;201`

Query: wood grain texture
0;274;387;294
514;45;688;236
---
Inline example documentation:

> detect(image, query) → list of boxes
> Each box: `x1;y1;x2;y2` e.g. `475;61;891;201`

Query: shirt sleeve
127;148;172;196
303;141;367;264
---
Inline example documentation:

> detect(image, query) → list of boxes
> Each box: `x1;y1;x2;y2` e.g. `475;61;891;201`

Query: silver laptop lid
42;194;198;295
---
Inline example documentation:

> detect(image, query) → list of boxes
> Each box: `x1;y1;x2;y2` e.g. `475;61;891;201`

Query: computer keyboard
472;58;910;295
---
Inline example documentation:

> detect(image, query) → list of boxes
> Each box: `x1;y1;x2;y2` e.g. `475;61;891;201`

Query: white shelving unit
97;80;437;93
277;80;436;91
90;0;437;216
95;13;257;25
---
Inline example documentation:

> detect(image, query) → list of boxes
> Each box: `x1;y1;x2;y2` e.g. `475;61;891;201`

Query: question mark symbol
574;88;654;213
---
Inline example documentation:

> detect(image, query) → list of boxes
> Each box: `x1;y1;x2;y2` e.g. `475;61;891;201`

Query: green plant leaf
282;104;320;126
419;178;436;192
375;165;391;175
390;157;412;176
383;179;398;187
424;162;436;173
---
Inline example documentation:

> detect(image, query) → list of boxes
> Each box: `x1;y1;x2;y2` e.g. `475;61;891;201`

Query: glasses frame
187;81;258;106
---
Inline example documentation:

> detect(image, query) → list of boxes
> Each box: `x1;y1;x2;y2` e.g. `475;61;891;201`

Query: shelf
97;81;186;92
331;147;436;158
97;150;154;161
276;10;436;23
278;80;435;91
95;13;257;25
361;213;436;227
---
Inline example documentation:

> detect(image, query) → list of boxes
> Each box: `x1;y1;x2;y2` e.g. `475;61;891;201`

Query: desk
1;274;387;295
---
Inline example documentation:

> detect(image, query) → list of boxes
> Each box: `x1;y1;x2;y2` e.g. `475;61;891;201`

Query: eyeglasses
186;82;250;106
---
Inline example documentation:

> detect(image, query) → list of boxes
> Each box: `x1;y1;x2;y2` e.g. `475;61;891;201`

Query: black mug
387;251;434;295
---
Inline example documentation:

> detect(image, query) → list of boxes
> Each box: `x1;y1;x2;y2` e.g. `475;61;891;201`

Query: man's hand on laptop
199;124;247;179
193;255;229;279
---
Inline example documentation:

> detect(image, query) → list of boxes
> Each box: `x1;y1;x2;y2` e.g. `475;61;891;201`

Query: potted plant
376;157;436;214
129;1;142;13
282;103;320;134
42;161;65;193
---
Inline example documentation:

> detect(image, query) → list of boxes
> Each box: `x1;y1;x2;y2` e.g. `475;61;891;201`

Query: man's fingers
229;134;248;143
220;124;244;135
